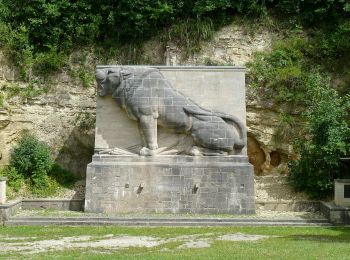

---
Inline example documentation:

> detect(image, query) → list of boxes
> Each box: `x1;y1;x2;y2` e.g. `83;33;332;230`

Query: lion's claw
140;147;156;156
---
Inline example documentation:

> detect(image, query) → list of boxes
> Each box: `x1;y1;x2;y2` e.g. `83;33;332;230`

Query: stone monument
85;66;255;214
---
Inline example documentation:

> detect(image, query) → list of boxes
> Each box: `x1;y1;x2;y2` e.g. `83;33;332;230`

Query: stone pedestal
85;66;255;214
85;155;255;214
0;177;7;204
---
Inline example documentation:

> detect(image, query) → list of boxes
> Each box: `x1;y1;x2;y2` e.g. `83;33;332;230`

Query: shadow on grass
287;227;350;243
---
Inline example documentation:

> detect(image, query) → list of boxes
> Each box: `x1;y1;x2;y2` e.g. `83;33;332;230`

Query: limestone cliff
0;51;95;177
0;23;293;178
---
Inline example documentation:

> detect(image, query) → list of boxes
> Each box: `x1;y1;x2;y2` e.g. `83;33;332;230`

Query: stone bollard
0;177;7;204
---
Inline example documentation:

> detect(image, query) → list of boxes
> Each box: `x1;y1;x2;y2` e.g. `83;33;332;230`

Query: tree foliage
1;0;348;77
247;31;350;198
289;77;350;198
1;0;350;198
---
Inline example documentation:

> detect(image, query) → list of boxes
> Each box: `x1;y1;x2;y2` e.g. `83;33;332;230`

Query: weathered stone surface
0;108;10;129
0;22;302;207
0;200;21;223
0;178;7;204
254;175;308;202
21;199;84;211
95;66;247;156
85;155;255;214
86;65;255;214
167;25;274;66
246;104;294;175
96;66;247;156
0;81;95;177
163;24;293;175
320;201;350;224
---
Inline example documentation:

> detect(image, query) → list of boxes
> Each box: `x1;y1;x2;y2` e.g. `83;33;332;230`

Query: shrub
0;166;24;192
10;132;53;189
247;33;350;198
32;49;68;76
49;163;77;187
30;176;59;197
75;111;96;131
289;84;350;198
247;37;313;107
164;18;215;58
1;0;349;78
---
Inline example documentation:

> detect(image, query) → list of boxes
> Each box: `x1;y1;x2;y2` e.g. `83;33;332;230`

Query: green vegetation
245;1;350;198
0;1;349;198
0;92;4;107
74;111;96;131
1;0;348;78
247;23;350;198
1;132;77;197
0;226;349;259
289;83;350;198
163;18;216;59
10;132;53;189
0;82;49;107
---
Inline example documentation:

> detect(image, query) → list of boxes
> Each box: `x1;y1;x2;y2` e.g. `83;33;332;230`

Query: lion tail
214;112;247;150
183;106;247;150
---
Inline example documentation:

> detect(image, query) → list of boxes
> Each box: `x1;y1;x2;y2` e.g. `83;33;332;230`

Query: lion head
95;68;123;97
96;67;158;97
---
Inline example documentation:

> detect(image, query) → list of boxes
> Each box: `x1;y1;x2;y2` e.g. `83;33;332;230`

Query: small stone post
0;177;7;204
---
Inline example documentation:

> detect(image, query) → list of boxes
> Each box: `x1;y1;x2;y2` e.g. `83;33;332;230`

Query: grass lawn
0;226;349;259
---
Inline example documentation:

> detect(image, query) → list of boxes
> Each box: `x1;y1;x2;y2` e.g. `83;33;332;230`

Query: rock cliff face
168;24;292;175
0;52;96;177
0;23;292;177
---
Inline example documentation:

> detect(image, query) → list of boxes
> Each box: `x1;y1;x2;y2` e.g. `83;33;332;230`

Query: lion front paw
188;146;203;156
140;147;156;156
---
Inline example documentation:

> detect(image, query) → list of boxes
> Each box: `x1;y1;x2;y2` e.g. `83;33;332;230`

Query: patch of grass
2;83;22;98
0;82;49;104
68;50;94;87
32;49;68;77
77;67;94;88
21;84;49;99
74;111;95;131
49;163;78;188
162;18;215;59
0;93;4;107
0;227;349;259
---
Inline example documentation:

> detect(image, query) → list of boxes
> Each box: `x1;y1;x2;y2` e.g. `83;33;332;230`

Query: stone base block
320;201;350;224
85;155;255;214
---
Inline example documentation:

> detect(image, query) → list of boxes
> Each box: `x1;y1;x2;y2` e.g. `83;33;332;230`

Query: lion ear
120;70;132;79
107;69;118;74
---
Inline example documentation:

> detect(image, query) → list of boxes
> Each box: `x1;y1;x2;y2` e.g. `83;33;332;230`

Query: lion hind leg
191;118;235;152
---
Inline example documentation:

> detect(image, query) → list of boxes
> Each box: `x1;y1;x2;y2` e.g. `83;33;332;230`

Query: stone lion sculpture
96;66;247;156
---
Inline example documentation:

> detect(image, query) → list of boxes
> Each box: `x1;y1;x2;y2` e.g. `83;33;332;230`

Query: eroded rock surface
1;23;295;182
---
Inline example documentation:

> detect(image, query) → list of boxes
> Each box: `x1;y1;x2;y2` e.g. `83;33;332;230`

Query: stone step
5;217;331;226
8;216;329;223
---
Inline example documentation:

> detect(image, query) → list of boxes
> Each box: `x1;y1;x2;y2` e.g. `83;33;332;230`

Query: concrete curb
5;217;331;227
